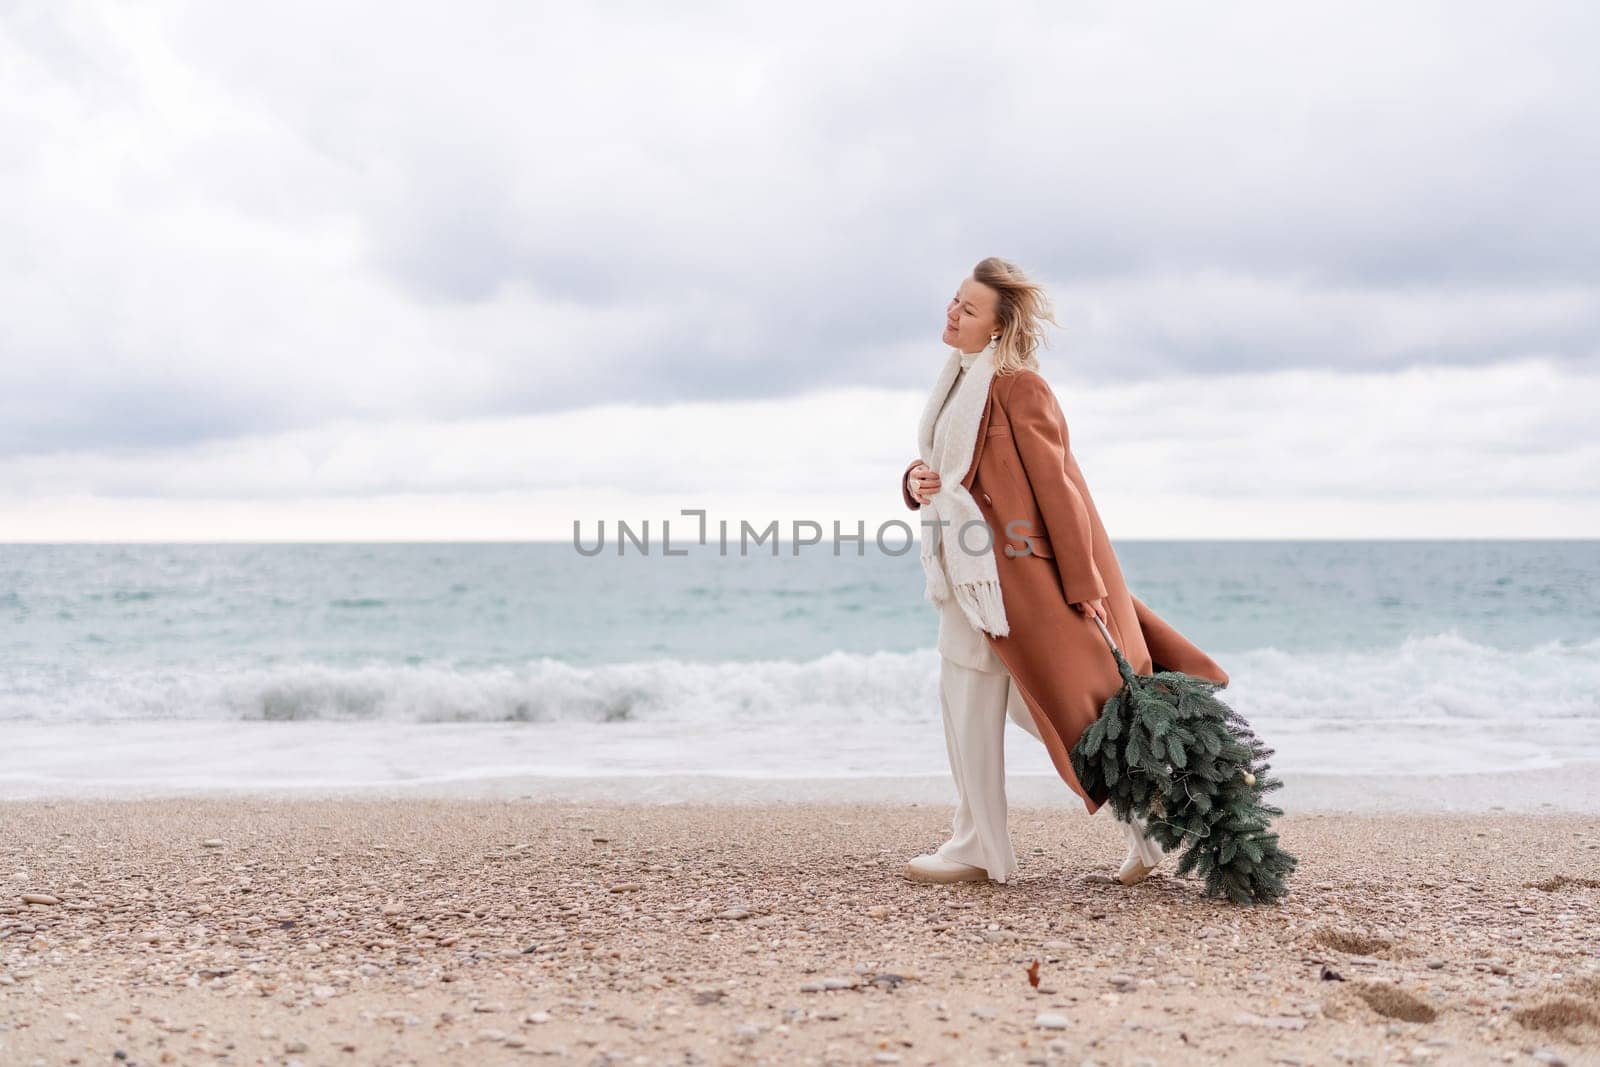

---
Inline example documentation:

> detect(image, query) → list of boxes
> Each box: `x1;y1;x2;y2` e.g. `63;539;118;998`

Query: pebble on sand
2;797;1592;1067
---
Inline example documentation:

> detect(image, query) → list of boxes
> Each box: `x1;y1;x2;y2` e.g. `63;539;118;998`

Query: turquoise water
0;541;1596;792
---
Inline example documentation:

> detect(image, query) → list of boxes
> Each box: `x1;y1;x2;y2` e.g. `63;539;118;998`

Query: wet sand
2;797;1598;1065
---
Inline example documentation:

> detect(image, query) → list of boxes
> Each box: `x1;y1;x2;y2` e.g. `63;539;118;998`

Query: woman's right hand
1071;597;1109;624
908;462;941;504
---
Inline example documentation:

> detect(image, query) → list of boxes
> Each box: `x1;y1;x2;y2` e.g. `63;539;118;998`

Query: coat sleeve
1007;372;1108;604
900;458;923;511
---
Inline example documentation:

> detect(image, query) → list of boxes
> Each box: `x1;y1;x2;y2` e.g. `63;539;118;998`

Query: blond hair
973;256;1061;376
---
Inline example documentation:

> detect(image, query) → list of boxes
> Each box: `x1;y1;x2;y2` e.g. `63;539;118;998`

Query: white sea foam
0;631;1597;798
0;649;941;725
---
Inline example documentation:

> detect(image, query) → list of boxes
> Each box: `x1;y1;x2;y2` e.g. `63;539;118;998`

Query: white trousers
933;652;1166;884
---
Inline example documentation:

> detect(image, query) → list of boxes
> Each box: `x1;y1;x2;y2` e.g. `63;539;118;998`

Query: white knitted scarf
915;342;1010;636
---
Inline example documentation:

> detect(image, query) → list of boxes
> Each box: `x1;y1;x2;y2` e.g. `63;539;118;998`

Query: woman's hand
908;462;941;505
1071;597;1108;624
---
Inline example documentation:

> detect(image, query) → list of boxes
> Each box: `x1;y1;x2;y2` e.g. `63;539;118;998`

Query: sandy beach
1;798;1597;1066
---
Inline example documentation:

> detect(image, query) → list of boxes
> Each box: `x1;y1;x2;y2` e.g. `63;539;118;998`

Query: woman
899;257;1230;887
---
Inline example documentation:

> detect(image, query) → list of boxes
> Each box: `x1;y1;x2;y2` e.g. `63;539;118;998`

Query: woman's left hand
1071;597;1108;624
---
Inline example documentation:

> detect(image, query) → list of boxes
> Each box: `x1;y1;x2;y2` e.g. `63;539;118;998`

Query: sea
2;540;1597;809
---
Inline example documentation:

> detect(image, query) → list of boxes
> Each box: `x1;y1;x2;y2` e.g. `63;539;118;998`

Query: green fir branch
1069;637;1299;906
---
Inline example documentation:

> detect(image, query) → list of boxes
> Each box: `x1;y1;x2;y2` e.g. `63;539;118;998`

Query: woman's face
942;277;1000;354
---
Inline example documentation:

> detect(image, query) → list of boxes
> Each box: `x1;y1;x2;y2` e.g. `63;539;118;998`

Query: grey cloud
2;0;1599;460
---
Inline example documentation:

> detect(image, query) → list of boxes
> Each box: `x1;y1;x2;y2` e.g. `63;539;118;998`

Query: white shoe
903;853;989;884
1117;847;1162;885
1117;819;1166;886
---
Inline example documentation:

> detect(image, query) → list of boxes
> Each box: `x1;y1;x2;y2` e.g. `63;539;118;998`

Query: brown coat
902;369;1229;815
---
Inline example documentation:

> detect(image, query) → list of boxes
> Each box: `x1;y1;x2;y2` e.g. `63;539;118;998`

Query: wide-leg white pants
932;650;1167;884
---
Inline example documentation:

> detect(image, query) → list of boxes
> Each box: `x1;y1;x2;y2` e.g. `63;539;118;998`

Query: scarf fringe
955;578;1010;637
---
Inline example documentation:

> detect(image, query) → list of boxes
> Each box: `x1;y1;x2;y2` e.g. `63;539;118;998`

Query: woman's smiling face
942;276;1000;354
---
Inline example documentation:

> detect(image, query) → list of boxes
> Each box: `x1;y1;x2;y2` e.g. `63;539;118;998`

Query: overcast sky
2;0;1596;540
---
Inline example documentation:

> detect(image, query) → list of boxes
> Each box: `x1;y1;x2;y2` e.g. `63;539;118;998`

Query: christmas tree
1070;621;1298;906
